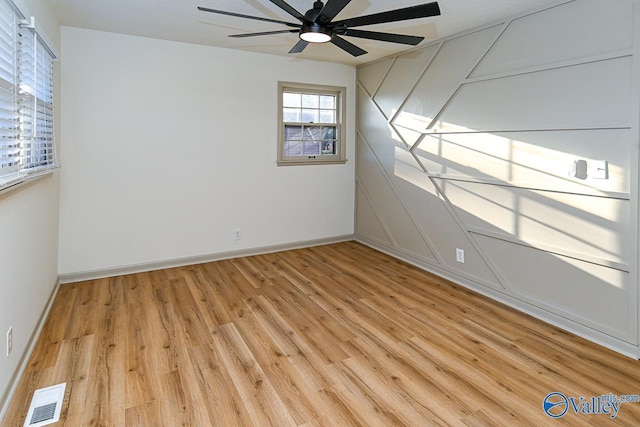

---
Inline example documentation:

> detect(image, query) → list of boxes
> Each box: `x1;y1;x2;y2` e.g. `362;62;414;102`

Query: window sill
0;167;59;198
277;159;348;166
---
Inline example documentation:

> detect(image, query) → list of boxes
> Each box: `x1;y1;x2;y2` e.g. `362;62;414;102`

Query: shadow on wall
356;110;633;344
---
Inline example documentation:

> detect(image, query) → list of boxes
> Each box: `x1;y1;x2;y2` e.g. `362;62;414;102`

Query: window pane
319;110;335;123
283;108;300;122
320;95;335;109
321;126;336;140
307;127;323;140
284;140;303;156
301;109;319;123
321;140;336;155
302;94;319;108
303;140;320;155
284;125;303;140
283;92;301;108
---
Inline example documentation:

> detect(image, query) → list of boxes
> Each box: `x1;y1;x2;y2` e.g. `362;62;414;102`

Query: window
0;0;57;192
0;0;20;179
278;82;347;165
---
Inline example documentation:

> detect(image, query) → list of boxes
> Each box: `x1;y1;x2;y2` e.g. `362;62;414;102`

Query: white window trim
277;81;347;166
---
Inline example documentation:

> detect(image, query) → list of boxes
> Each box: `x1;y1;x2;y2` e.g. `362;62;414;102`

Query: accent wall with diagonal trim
355;0;640;358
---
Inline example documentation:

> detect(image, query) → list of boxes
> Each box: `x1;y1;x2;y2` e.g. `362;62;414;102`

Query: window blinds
0;0;20;177
19;23;55;171
0;0;57;190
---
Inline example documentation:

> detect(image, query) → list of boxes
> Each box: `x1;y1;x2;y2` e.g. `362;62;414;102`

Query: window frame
0;0;58;194
277;81;347;166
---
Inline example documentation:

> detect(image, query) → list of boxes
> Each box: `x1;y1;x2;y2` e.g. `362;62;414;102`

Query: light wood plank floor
3;242;640;426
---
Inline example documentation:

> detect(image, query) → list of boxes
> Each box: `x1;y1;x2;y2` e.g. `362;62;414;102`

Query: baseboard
0;279;61;424
356;236;640;360
58;234;355;284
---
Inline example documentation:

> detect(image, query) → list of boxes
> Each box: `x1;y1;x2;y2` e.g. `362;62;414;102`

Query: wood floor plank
28;283;76;362
245;295;340;393
212;323;297;427
339;346;446;426
231;257;270;289
52;335;95;426
231;308;320;425
124;399;162;427
182;264;233;327
3;242;640;426
188;342;254;427
81;278;126;427
202;262;254;320
242;253;283;280
261;278;352;365
330;362;416;427
341;336;468;425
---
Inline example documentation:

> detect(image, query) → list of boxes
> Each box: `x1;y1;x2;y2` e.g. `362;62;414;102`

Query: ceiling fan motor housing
306;1;325;23
300;1;333;43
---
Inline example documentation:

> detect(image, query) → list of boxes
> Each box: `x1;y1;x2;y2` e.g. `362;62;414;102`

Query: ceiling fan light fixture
299;24;332;43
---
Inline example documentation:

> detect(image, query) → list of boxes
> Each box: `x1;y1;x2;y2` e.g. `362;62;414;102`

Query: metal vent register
23;383;66;427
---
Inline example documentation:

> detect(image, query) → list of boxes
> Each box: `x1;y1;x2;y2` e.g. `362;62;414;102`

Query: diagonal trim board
357;84;504;289
373;45;440;123
356;0;639;355
389;24;506;145
356;131;439;264
357;57;394;99
355;179;394;246
369;24;534;290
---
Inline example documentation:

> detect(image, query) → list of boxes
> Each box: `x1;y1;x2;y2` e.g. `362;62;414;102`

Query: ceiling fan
197;0;441;57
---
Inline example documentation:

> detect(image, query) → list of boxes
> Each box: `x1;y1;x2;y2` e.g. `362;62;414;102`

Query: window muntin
278;82;346;165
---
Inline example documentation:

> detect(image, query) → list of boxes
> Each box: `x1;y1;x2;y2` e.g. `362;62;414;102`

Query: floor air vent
23;383;66;427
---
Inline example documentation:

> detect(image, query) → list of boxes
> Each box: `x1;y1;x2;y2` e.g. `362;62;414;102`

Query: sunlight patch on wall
437;180;629;266
409;122;629;197
392;146;437;195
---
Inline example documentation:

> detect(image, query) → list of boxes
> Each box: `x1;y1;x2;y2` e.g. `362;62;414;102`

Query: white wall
356;0;640;357
0;0;60;419
58;27;356;276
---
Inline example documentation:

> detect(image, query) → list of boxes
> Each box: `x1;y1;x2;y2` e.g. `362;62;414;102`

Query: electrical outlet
591;160;609;179
234;228;242;241
456;248;465;263
6;326;12;357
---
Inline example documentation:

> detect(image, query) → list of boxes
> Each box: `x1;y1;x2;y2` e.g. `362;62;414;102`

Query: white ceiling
49;0;556;66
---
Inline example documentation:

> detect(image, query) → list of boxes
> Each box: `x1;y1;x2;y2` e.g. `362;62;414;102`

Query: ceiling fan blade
289;39;309;54
342;29;424;45
197;6;300;28
317;0;351;24
331;35;367;57
268;0;305;22
333;2;440;28
230;29;300;38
